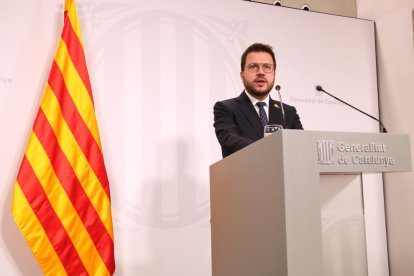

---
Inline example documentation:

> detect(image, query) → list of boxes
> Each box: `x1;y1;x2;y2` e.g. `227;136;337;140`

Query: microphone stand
316;85;387;133
275;85;286;129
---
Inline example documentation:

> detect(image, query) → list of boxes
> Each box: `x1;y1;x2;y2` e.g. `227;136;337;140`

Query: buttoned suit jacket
213;91;303;158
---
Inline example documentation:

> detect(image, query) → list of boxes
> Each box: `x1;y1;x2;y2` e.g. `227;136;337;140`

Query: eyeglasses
245;63;275;73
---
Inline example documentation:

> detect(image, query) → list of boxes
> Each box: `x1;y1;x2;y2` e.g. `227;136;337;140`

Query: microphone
275;85;286;128
315;85;387;133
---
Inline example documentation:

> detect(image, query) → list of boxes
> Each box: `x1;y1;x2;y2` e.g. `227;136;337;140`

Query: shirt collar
244;90;270;106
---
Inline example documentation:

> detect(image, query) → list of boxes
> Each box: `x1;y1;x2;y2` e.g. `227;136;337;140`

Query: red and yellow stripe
11;0;115;275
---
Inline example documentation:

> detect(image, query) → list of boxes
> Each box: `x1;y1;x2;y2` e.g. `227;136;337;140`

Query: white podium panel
210;130;411;276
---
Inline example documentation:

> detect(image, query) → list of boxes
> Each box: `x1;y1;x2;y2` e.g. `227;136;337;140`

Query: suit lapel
236;92;263;137
269;97;284;125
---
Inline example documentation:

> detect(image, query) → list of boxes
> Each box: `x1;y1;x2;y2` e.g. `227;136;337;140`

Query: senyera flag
11;0;115;275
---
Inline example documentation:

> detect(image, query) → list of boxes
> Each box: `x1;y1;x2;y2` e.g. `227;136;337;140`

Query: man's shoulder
217;96;239;105
215;92;247;106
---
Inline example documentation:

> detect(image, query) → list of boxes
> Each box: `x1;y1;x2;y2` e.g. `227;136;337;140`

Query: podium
210;130;411;276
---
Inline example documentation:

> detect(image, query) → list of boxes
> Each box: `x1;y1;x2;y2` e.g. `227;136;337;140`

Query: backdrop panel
0;0;381;275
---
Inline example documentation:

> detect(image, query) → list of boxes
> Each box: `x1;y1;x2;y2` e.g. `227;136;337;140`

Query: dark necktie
256;102;268;126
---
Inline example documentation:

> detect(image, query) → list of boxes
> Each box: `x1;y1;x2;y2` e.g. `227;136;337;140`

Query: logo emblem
317;140;335;165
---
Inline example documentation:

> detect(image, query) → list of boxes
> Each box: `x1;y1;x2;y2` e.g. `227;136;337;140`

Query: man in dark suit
214;43;303;158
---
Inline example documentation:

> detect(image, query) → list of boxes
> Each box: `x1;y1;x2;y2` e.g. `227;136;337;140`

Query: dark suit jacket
213;91;303;158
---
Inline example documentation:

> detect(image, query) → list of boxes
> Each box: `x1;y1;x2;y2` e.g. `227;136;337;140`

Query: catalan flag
11;0;115;275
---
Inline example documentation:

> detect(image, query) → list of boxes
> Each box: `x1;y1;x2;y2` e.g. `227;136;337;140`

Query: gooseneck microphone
275;85;287;128
315;85;387;133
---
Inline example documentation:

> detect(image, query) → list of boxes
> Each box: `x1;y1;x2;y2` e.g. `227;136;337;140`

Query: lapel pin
274;103;279;108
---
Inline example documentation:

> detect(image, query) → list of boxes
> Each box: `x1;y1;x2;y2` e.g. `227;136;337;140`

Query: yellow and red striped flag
11;0;115;275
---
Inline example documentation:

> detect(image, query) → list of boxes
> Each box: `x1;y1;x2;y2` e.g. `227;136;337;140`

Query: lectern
210;130;411;276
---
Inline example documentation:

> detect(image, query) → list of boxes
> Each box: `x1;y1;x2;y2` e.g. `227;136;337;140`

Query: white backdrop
0;0;382;275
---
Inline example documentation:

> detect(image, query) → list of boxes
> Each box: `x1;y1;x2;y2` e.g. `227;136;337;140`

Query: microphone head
316;85;323;91
275;85;281;91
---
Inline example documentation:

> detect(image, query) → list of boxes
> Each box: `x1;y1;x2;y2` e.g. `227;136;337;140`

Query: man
213;43;303;158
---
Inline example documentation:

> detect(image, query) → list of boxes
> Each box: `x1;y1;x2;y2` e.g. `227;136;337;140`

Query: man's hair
240;43;276;71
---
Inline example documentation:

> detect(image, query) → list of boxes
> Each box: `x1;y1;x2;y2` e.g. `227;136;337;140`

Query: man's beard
243;80;274;99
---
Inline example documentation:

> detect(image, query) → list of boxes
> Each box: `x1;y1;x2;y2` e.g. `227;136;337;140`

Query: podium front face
210;130;411;276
